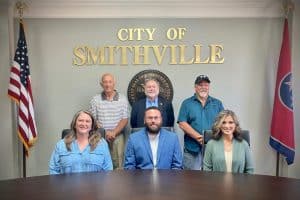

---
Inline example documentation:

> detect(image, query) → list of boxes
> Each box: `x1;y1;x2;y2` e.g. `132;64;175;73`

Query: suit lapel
156;130;166;165
142;130;153;163
142;98;147;109
158;97;164;109
219;137;226;171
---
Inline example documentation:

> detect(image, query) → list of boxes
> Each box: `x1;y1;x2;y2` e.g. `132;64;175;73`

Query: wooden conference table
1;170;300;200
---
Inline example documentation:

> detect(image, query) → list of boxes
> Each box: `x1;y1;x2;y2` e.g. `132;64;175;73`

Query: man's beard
199;91;208;97
145;123;161;134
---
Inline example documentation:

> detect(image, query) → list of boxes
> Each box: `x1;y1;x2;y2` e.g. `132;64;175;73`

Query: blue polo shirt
177;94;224;154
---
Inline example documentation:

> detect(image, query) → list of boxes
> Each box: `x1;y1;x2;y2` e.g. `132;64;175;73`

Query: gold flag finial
282;0;294;18
15;1;28;20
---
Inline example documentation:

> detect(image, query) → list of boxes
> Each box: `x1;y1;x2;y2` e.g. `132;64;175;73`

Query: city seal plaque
127;69;174;106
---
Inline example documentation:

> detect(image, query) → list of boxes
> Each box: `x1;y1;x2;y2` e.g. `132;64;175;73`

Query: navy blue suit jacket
130;96;175;128
124;128;183;169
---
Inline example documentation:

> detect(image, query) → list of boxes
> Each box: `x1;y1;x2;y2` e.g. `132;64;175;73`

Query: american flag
8;21;38;153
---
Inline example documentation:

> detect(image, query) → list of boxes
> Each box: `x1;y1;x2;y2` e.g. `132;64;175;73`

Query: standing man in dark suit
130;78;175;128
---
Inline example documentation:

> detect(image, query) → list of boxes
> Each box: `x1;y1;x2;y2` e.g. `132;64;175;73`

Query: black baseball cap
195;75;211;84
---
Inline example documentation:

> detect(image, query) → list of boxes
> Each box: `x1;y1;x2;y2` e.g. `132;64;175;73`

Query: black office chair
203;129;250;146
162;127;174;132
61;129;71;139
202;130;213;160
131;127;143;134
61;128;106;139
130;127;174;134
240;130;250;146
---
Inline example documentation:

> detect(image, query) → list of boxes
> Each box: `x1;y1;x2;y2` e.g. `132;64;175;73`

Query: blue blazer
124;128;183;169
130;96;175;128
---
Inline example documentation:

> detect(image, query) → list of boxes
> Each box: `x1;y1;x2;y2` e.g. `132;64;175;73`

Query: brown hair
211;110;243;141
64;110;101;151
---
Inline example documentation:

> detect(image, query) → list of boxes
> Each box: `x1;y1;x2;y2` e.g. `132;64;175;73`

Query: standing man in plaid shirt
90;73;129;169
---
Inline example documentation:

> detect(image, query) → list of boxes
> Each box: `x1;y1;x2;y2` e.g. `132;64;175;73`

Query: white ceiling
4;0;284;18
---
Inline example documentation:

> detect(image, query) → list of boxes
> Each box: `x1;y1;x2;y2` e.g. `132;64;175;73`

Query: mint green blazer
203;137;254;174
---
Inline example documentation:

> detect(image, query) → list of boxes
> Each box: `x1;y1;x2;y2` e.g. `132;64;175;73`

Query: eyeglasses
145;116;161;120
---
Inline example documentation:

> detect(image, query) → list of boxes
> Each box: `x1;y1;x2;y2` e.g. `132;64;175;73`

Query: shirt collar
146;97;158;106
101;90;119;101
147;131;160;140
193;93;211;103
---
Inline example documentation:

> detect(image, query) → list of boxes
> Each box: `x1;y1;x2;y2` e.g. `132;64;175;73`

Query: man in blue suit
130;78;175;128
124;106;182;169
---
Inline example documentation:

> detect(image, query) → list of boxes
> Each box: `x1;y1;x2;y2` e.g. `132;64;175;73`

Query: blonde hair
211;110;242;141
64;110;101;151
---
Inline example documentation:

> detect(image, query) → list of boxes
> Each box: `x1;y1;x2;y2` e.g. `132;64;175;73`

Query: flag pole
16;1;27;178
22;145;26;178
276;152;279;177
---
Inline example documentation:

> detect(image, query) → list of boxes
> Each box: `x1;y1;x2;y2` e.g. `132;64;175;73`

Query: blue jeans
183;148;202;170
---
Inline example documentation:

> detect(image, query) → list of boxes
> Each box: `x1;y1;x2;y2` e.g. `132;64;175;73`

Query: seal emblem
127;70;174;106
279;72;293;111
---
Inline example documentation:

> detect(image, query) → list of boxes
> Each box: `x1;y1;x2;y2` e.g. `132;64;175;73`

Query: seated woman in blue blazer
203;110;254;174
49;110;113;174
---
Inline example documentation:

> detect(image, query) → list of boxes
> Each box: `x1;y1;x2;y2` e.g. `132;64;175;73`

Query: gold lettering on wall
117;28;156;41
73;44;224;66
73;27;225;66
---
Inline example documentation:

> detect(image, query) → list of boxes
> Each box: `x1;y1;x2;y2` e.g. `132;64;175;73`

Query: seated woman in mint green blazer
203;110;254;174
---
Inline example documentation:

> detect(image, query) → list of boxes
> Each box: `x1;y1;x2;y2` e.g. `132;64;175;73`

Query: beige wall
289;0;300;178
0;5;21;180
0;5;299;179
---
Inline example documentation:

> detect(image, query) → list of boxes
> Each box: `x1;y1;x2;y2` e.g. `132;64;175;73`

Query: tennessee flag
269;19;295;165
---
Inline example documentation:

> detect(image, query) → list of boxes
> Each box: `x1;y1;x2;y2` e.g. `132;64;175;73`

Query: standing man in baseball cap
177;75;224;170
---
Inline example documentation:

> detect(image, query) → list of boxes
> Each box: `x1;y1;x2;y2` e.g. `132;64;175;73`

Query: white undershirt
224;150;233;172
148;132;160;168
